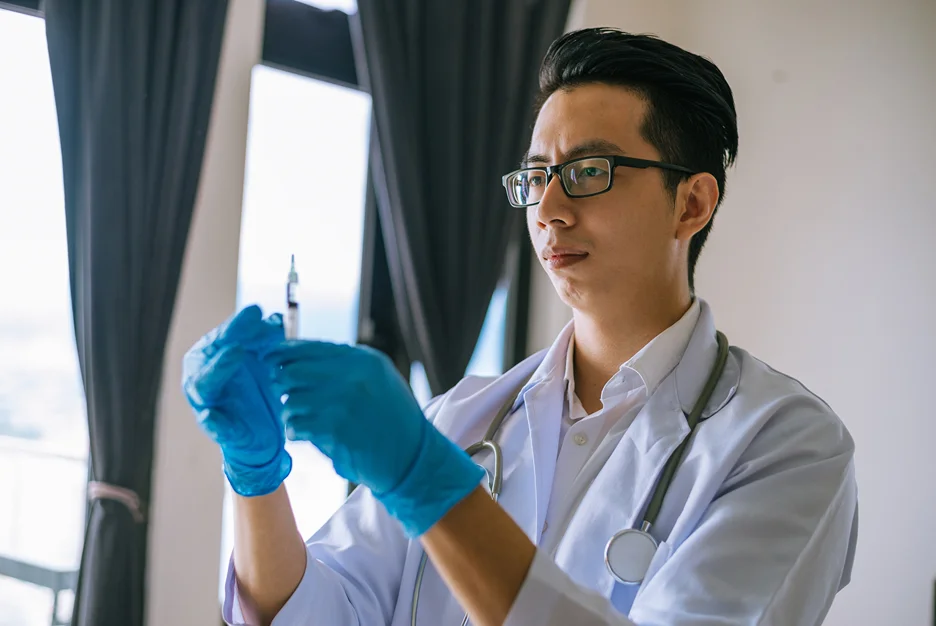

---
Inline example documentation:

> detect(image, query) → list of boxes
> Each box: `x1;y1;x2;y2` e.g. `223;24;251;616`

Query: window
220;64;372;594
467;283;511;378
221;0;525;596
410;284;510;407
0;8;88;626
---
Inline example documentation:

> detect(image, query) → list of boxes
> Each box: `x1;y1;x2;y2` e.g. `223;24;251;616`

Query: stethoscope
411;331;730;626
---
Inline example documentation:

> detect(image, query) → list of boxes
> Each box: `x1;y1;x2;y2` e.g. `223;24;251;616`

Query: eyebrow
521;139;626;167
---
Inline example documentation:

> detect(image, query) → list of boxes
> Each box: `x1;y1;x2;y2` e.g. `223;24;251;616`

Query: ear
674;173;719;241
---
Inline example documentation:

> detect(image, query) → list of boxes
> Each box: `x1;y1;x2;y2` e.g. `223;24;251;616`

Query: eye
528;173;547;187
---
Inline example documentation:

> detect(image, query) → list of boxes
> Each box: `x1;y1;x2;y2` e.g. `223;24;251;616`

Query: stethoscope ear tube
641;331;729;529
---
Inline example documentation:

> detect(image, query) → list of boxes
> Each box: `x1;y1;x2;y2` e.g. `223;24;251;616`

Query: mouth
543;249;588;270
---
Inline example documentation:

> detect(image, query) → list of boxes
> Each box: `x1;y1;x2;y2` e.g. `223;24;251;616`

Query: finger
238;322;285;358
196;406;241;443
197;405;278;455
227;306;288;350
264;340;358;367
269;350;368;397
254;313;285;353
285;407;351;445
279;384;351;421
275;350;357;378
270;369;331;397
282;392;353;441
220;304;263;341
183;344;246;408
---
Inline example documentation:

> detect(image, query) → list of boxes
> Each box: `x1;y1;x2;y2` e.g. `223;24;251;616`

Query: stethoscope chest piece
604;527;658;585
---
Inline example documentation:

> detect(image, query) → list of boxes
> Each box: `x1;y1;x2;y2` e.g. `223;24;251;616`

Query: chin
551;275;589;310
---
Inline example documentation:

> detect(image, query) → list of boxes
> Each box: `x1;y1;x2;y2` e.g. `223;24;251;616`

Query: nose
532;175;575;230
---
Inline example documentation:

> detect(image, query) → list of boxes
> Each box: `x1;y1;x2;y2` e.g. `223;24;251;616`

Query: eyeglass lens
506;157;612;207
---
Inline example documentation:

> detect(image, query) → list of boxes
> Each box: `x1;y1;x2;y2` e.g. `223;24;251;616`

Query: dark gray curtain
43;1;228;624
352;0;571;394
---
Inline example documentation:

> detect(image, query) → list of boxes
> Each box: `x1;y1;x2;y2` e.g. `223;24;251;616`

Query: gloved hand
264;341;484;537
182;305;291;497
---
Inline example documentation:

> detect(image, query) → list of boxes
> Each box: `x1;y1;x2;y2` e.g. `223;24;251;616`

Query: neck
571;291;692;413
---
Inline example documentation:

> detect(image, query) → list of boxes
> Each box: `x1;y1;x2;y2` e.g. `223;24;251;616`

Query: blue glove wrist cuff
376;421;484;537
223;448;293;497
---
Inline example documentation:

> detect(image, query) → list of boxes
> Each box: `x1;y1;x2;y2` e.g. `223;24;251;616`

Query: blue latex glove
264;341;484;537
182;305;291;497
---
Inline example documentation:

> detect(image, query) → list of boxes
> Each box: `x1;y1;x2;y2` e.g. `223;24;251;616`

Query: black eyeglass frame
501;155;697;208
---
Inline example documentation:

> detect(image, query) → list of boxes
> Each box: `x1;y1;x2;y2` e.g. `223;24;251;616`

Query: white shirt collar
563;299;702;415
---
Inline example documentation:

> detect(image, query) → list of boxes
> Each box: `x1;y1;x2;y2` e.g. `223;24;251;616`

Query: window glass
220;64;372;595
410;283;509;407
0;9;88;626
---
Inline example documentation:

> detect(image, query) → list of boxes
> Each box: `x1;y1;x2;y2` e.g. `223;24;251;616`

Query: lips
543;247;588;270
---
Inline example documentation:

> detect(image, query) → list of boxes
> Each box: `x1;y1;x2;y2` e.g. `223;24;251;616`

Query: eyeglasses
501;155;696;208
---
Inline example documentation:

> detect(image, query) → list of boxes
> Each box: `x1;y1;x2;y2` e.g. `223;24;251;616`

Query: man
184;28;858;625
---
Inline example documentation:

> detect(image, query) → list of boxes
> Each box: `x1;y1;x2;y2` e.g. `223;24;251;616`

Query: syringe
285;254;299;339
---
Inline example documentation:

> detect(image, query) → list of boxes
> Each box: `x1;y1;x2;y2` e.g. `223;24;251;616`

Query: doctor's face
524;83;697;315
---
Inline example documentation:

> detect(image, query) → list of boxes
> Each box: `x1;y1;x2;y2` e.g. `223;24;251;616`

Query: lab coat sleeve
221;395;450;626
505;407;858;626
505;548;641;626
222;486;409;626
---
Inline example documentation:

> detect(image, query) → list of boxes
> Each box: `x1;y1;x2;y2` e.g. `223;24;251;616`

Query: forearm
233;483;307;626
420;486;537;626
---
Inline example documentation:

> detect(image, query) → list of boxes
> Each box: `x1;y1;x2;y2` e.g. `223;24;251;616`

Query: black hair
536;28;739;292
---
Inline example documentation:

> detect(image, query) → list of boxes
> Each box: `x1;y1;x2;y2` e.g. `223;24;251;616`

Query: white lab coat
223;300;858;625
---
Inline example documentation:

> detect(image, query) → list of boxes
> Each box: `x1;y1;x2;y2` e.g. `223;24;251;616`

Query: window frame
0;1;41;18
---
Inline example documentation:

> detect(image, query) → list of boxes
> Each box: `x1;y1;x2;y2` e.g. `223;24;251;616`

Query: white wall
529;1;936;624
146;2;265;624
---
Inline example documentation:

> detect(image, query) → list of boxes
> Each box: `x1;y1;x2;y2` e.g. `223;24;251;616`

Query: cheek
526;208;542;247
590;193;672;262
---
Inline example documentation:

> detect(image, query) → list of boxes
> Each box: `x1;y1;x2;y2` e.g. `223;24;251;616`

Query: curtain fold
43;1;228;624
352;0;572;394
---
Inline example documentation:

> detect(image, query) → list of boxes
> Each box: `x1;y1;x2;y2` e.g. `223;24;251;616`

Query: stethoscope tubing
411;331;729;624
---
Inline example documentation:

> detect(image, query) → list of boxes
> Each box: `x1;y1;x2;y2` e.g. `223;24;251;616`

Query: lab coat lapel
552;379;689;599
506;321;572;543
433;321;570;546
521;377;563;544
433;357;541;446
436;320;571;449
551;301;738;600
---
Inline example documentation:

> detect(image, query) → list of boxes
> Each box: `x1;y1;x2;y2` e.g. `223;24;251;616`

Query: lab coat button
574;433;588;446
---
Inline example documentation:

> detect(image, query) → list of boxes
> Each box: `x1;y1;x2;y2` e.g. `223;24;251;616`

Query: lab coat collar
512;319;574;411
627;298;740;455
628;298;701;398
563;299;702;416
673;298;740;419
